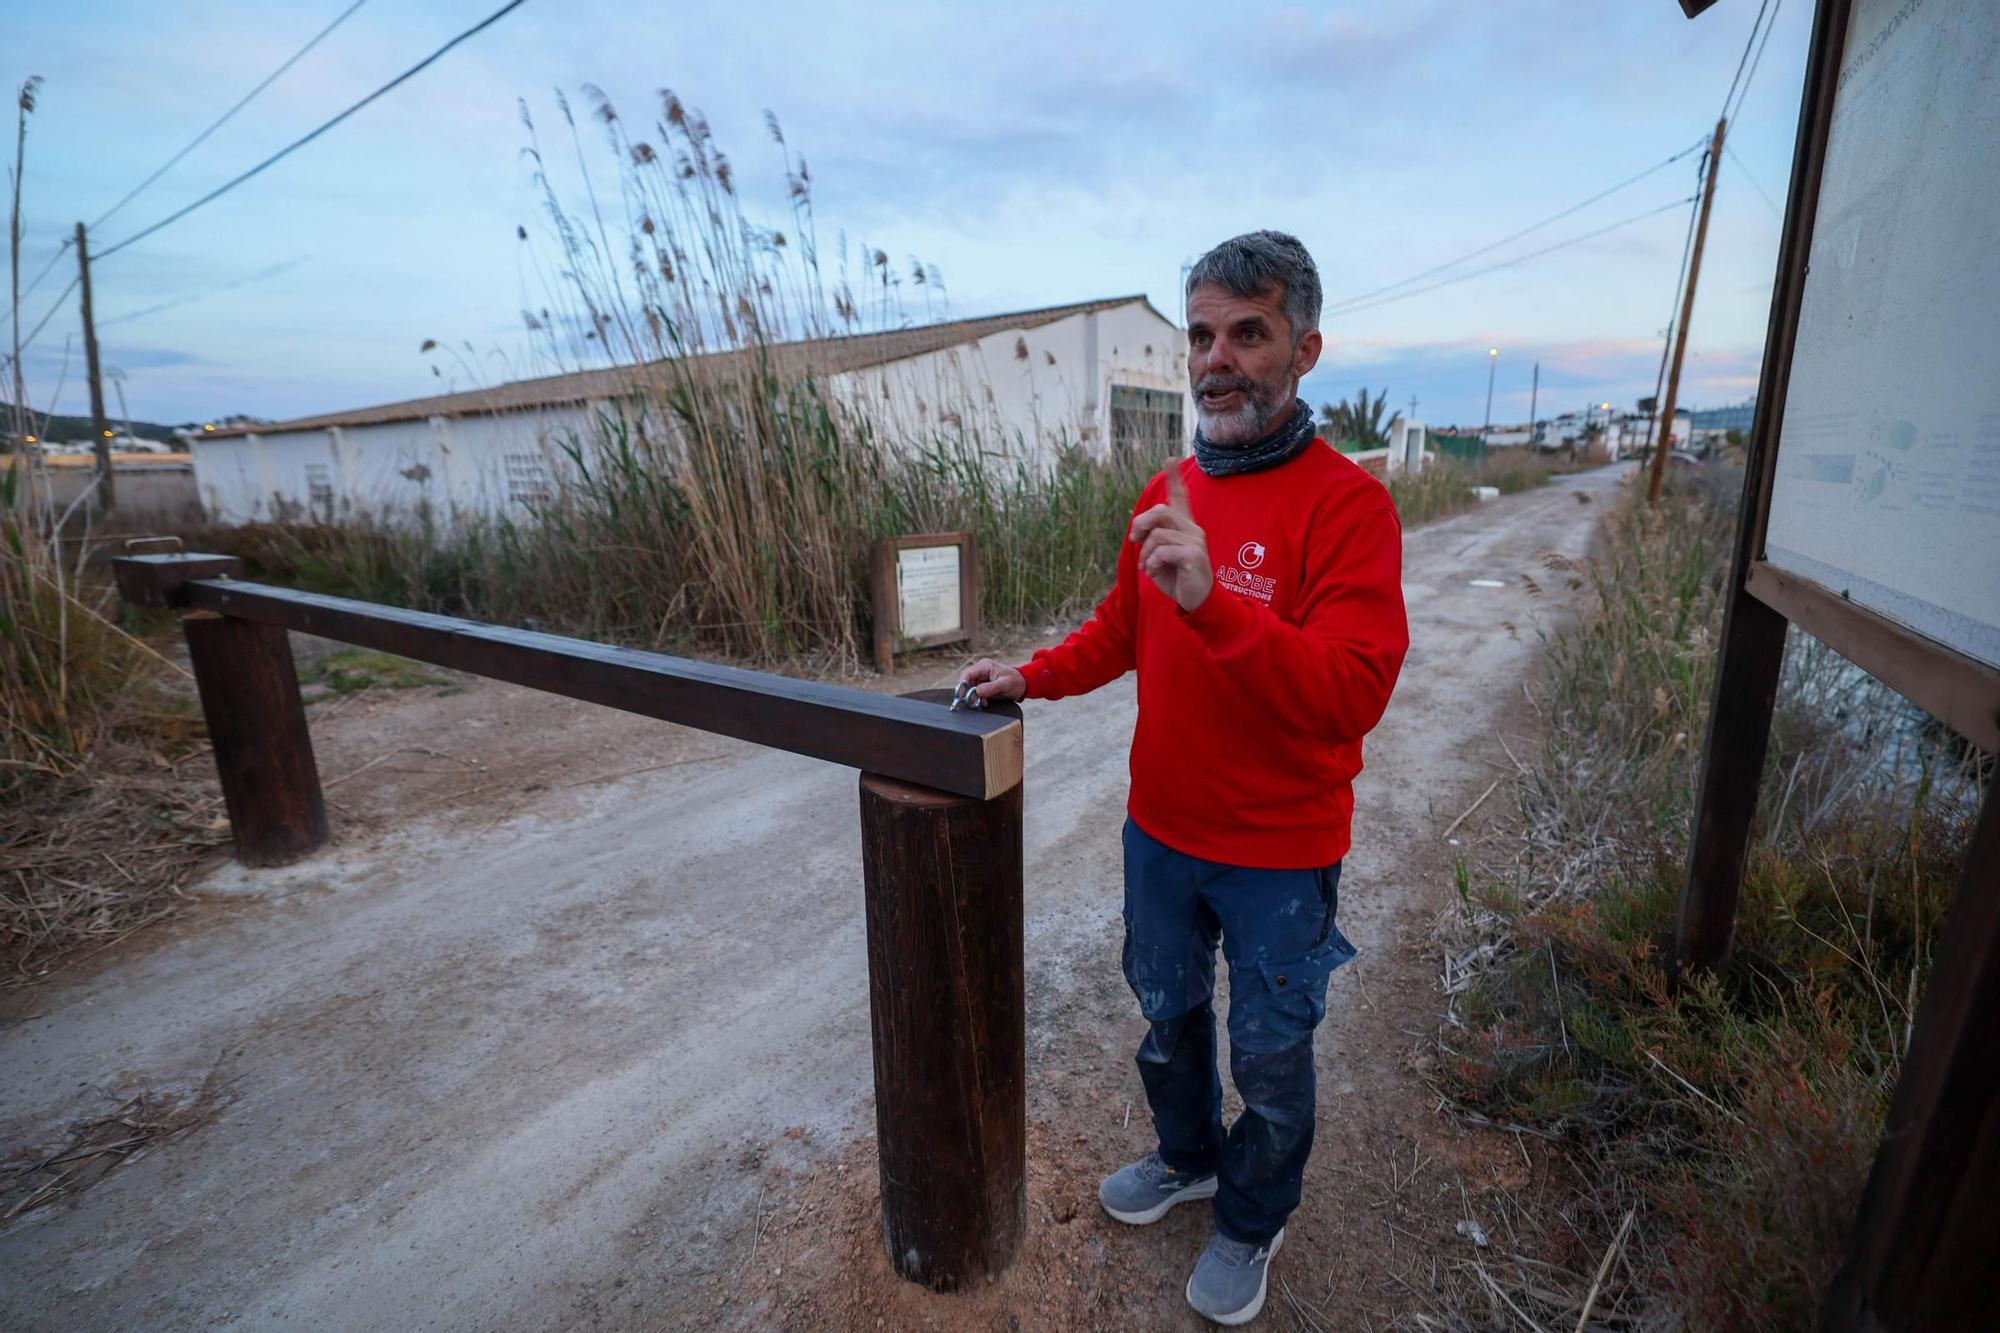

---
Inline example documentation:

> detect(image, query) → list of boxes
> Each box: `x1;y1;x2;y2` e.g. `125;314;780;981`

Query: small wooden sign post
869;532;979;674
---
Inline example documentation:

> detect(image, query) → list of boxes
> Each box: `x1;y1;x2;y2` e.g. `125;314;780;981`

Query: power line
0;274;82;375
90;0;371;233
1321;194;1699;321
98;257;310;328
1726;142;1783;220
15;238;71;307
1717;0;1773;120
1322;138;1707;315
1727;0;1784;122
94;0;529;263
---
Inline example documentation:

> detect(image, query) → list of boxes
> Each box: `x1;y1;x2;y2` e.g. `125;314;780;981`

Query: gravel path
0;463;1629;1330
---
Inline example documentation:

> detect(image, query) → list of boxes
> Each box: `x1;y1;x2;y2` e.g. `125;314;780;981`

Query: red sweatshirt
1015;440;1407;869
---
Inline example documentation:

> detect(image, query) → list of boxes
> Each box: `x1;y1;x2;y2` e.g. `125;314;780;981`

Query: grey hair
1184;230;1322;344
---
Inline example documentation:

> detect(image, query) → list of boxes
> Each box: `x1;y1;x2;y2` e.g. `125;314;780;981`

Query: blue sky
5;0;1809;431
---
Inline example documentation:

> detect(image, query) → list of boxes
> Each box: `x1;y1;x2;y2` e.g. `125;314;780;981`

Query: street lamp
1482;347;1499;436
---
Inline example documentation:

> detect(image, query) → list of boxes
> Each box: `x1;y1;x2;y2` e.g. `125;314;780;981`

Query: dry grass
1;712;227;982
1430;469;1984;1329
0;1057;235;1220
3;398;229;981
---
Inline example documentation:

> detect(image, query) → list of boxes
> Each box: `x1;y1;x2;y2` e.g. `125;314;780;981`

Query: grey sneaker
1097;1151;1218;1224
1185;1226;1285;1326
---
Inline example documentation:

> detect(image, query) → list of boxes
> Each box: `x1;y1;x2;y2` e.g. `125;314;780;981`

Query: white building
192;295;1190;525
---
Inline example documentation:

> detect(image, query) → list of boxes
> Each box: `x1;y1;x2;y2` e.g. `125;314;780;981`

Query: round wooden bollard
857;695;1025;1290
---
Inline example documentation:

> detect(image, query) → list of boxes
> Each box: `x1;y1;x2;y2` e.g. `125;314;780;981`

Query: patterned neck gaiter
1192;397;1317;478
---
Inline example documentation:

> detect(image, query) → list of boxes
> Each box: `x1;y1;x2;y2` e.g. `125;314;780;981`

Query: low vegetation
1434;471;1982;1329
1384;449;1565;526
302;648;451;696
1;469;223;980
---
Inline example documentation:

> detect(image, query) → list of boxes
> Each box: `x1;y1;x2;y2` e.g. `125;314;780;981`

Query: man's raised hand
1128;467;1213;613
957;658;1028;703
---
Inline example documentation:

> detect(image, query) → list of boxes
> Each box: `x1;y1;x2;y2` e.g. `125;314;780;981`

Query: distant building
1689;396;1756;434
192;296;1189;525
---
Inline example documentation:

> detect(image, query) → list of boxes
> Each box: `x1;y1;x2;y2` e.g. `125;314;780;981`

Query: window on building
303;462;335;520
1110;385;1185;459
505;452;553;507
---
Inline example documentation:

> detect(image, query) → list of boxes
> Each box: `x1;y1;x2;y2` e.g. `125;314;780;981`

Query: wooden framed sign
869;532;979;673
1673;2;1999;1327
1741;0;2000;752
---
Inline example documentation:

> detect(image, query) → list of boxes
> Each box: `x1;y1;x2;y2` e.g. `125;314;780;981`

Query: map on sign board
1761;0;2000;669
897;544;963;640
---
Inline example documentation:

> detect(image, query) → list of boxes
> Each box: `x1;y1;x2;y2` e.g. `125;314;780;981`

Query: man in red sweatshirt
958;230;1408;1325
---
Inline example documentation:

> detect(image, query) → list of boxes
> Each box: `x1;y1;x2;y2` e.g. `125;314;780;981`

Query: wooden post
1673;588;1786;976
869;540;898;675
1823;786;2000;1330
1673;0;1849;978
75;222;115;515
857;690;1024;1290
1648;116;1726;505
182;611;329;866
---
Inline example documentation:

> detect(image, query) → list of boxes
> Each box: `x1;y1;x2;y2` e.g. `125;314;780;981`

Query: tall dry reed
201;89;1173;665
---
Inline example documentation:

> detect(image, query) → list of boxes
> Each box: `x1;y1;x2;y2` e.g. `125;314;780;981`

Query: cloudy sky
6;0;1808;431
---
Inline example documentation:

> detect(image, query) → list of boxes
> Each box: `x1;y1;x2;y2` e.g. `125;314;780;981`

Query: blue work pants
1120;818;1355;1244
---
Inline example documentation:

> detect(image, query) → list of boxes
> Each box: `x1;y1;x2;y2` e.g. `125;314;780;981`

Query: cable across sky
1321;137;1708;317
93;0;530;263
1322;194;1699;322
89;0;372;235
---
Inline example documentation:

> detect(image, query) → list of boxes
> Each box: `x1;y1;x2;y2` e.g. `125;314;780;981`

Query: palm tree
1317;387;1391;448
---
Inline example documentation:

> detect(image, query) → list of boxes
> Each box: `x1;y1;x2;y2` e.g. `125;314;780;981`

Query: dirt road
1;464;1626;1330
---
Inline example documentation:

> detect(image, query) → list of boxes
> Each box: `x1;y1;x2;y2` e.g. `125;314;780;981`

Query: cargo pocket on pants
1242;926;1357;1053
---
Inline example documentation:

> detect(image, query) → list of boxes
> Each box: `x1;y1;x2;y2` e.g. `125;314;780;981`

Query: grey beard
1194;373;1296;446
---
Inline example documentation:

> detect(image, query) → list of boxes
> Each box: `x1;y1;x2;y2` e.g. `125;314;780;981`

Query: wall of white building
193;406;596;525
191;300;1191;525
833;302;1188;460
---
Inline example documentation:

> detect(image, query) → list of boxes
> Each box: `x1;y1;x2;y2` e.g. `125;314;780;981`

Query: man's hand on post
958;658;1028;703
1129;469;1212;613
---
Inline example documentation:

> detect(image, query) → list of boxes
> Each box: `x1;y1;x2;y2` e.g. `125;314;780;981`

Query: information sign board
869;533;978;673
1759;0;2000;673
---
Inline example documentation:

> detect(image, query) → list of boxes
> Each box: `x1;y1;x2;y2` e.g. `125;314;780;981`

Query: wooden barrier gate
114;551;1027;1292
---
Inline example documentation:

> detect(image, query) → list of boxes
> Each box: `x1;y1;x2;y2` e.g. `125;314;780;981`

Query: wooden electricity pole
1649;116;1726;505
1527;361;1539;443
75;221;114;513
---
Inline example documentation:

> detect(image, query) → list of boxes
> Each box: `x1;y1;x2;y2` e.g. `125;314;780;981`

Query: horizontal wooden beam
112;552;245;607
173;577;1021;799
1746;561;2000;754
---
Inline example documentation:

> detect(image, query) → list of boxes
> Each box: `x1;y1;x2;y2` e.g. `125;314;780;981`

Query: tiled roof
211;295;1159;437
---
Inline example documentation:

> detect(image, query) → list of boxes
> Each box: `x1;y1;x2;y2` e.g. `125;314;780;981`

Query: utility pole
1527;361;1540;445
75;221;115;513
1649;117;1726;504
1482;346;1498;437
